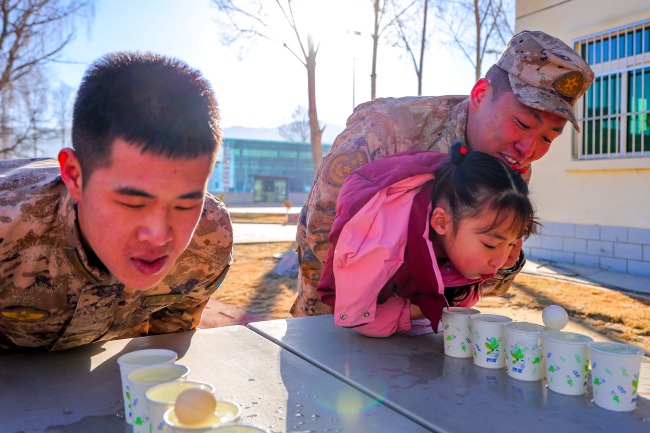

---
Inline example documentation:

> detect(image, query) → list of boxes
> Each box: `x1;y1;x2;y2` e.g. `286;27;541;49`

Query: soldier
292;30;594;317
0;52;233;352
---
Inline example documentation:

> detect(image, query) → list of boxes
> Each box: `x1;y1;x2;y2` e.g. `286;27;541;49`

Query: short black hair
72;51;221;180
485;64;513;101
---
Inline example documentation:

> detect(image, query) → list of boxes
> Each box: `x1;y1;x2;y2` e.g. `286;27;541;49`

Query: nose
137;208;173;246
514;136;536;159
488;248;510;271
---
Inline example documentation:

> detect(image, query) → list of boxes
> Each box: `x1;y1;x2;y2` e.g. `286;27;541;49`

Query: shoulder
187;192;233;259
0;158;63;240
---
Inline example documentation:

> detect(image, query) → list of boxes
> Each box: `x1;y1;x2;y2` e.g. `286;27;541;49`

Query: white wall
516;0;650;229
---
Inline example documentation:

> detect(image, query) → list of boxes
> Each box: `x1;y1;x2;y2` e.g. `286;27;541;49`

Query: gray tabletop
248;315;650;433
1;325;431;433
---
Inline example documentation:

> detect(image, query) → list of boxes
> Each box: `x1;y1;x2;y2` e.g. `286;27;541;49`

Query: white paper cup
117;349;178;425
543;330;593;395
146;381;216;433
504;322;546;381
441;307;480;358
589;342;644;412
163;400;241;432
470;314;512;369
128;363;190;433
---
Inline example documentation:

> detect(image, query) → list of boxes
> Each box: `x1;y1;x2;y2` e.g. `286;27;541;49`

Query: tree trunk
371;0;380;101
307;35;323;175
417;0;429;96
474;0;481;81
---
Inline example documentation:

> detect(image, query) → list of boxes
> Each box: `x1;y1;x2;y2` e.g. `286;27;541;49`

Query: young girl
317;142;536;337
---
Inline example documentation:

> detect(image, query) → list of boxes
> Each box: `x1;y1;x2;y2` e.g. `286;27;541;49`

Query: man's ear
430;206;452;236
58;148;83;201
469;78;490;111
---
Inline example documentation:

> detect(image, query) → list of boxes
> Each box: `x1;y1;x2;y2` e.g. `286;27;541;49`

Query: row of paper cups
440;307;645;412
117;349;265;433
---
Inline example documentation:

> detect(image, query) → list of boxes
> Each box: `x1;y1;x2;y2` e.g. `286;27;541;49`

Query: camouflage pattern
496;30;594;131
291;95;469;317
0;158;233;352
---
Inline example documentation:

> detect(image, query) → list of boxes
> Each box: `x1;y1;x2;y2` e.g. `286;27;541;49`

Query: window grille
574;20;650;159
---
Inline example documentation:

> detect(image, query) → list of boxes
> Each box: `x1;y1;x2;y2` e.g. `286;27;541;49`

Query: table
248;315;650;433
1;325;430;433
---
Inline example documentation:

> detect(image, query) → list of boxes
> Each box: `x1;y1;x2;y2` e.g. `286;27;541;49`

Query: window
575;20;650;159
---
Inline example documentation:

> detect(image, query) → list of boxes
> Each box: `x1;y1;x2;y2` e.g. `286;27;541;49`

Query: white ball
174;388;217;425
542;305;569;330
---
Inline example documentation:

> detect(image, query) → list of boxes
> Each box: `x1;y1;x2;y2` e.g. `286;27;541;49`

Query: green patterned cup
543;330;593;395
441;307;480;358
589;342;644;411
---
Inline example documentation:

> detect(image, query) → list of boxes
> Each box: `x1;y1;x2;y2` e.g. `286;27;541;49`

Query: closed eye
118;202;144;209
483;243;496;250
515;117;530;129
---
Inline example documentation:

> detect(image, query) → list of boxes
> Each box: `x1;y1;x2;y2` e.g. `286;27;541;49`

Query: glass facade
575;20;650;159
209;138;332;194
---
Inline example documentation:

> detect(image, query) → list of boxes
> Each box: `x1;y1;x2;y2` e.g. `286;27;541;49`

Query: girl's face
430;207;520;280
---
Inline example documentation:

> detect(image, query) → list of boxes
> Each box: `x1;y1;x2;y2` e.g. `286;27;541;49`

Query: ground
211;241;650;354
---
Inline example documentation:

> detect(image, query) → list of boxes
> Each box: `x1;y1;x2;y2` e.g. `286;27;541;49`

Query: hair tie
450;141;467;166
519;167;527;174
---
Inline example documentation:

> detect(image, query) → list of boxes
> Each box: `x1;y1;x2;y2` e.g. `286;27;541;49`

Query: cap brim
508;74;580;132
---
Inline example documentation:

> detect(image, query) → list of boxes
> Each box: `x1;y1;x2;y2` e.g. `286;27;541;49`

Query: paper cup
128;363;190;433
589;342;644;412
470;314;512;369
117;349;178;425
146;381;216;433
543;330;593;395
504;322;546;381
163;400;241;432
441;307;480;358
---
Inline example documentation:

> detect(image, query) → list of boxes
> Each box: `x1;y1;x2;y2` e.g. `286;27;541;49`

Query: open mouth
131;256;168;275
503;154;520;168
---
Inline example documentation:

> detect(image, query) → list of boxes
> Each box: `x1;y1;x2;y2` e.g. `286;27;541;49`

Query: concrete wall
517;0;650;277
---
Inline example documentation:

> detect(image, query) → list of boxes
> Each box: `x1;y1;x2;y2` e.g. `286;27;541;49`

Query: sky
54;0;478;130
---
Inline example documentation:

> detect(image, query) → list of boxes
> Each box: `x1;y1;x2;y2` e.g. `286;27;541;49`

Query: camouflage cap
496;30;594;131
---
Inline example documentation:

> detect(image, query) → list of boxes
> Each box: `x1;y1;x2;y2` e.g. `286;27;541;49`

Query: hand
409;303;424;320
502;238;523;270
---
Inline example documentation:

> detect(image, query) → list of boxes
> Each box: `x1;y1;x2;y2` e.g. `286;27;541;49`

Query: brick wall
524;222;650;277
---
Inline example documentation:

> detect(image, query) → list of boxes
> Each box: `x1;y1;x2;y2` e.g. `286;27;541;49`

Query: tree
52;82;74;149
388;0;431;96
0;0;94;157
437;0;514;81
365;0;415;100
212;0;325;174
279;105;310;142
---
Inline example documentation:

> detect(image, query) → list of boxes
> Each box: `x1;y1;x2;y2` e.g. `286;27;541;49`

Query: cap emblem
554;71;584;98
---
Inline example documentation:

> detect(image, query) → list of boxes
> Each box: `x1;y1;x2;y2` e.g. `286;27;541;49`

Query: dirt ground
212;241;650;354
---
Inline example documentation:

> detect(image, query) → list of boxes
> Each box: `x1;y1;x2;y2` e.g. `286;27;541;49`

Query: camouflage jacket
0;158;233;352
292;95;526;317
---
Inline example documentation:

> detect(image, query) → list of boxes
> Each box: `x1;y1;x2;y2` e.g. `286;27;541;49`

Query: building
209;138;332;205
517;1;650;279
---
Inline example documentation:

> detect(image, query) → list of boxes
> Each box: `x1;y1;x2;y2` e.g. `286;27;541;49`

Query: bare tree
0;0;94;157
279;105;310;142
52;82;74;148
211;0;325;174
437;0;514;81
364;0;414;100
388;0;431;95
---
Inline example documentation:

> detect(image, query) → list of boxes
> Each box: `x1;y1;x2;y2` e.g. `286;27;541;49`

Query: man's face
73;139;212;290
467;81;569;170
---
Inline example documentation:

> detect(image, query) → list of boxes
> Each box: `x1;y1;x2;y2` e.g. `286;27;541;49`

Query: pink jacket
318;151;481;337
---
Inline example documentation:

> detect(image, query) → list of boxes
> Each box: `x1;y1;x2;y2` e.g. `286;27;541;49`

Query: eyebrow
528;109;565;134
115;187;204;200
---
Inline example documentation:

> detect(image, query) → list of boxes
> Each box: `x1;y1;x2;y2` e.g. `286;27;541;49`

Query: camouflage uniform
291;30;594;317
0;158;233;352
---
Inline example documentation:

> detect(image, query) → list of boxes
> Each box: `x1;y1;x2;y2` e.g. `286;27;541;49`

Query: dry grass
213;241;650;353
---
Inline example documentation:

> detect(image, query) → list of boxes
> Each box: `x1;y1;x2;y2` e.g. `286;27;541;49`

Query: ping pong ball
542;305;569;330
174;388;217;425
